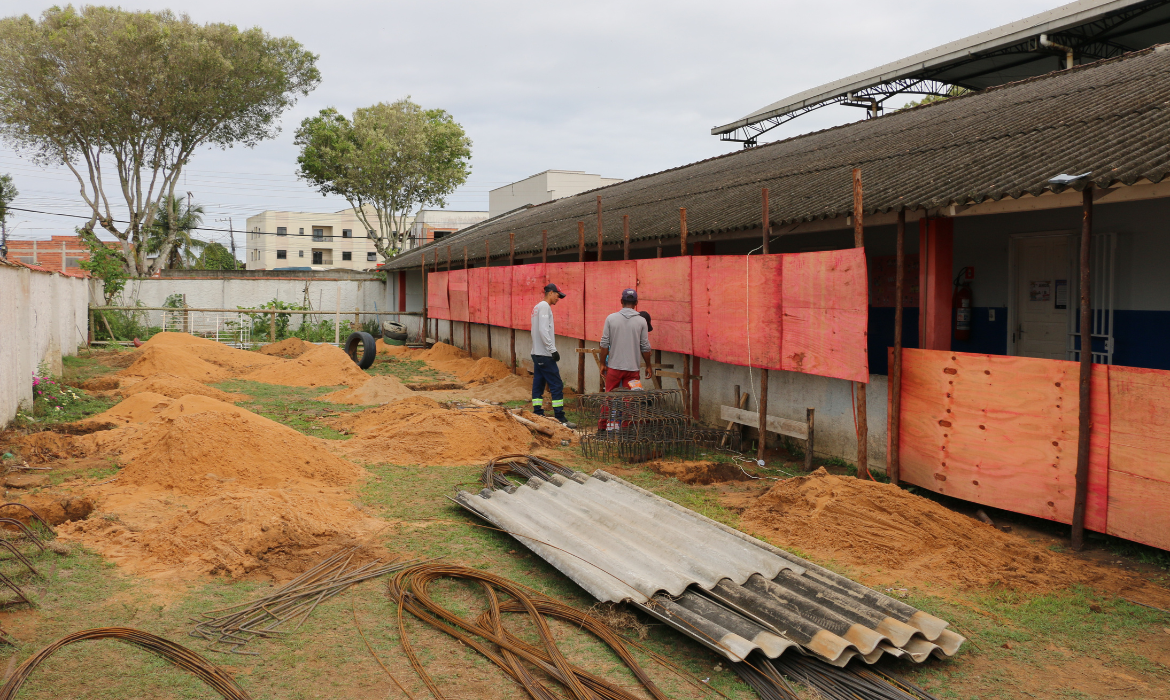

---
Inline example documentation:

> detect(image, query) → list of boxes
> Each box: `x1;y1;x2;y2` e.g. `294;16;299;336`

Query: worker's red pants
604;368;640;392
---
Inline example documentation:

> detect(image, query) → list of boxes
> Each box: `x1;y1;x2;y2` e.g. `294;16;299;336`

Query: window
367;252;376;262
342;251;352;261
276;250;287;259
312;251;323;265
298;250;304;257
298;228;304;235
277;227;287;236
342;229;352;238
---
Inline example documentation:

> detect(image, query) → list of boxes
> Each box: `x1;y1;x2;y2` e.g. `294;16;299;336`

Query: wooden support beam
759;187;771;461
889;209;905;485
509;232;516;373
652;349;663;389
596;195;604;262
446;245;453;345
1072;186;1094;551
805;408;816;472
853;168;868;477
463;247;469;352
720;405;810;441
578;221;585;394
485;240;492;360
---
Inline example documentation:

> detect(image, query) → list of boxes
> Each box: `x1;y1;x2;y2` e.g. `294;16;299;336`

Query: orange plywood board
510;264;547;331
544;262;585;339
1105;471;1170;551
898;350;1109;530
585;261;638;341
427;271;450;320
467;268;489;324
781;249;868;382
448;270;469;323
488;267;512;328
636;257;692;354
691;255;783;370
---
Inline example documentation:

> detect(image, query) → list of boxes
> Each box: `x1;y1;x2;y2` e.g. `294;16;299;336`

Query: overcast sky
1;0;1058;249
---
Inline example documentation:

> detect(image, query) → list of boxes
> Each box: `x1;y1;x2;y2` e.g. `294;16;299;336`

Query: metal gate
1068;232;1115;364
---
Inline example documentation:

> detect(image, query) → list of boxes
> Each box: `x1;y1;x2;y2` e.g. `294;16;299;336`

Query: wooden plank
467;268;489;324
1107;365;1170;483
781;248;868;382
721;405;808;440
448;269;469;323
636;257;692;354
488;267;512;328
1105;471;1170;551
585;260;637;341
544;262;585;339
509;263;547;331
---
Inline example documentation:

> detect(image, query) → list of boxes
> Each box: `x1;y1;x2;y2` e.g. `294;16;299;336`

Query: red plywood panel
1105;472;1170;551
448;270;469;323
510;264;548;331
781;249;868;383
1106;365;1170;546
636;257;692;354
691;255;783;370
544;262;585;339
898;349;1109;530
427;271;450;320
467;268;489;324
488;267;512;328
585;261;638;341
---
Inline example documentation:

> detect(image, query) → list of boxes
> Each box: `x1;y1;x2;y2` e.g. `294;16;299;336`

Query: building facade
407;209;490;250
243;208;414;271
488;170;622;218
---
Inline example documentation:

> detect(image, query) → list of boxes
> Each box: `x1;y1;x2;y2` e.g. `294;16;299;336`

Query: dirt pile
457;357;512;384
62;490;381;578
257;338;314;358
376;339;415;356
119;345;232;383
2;495;93;526
417;342;468;362
84;396;364;494
244;343;369;388
118;373;247;403
319;375;413;405
741;469;1165;595
642;460;754;485
327;396;537;465
470;374;534;402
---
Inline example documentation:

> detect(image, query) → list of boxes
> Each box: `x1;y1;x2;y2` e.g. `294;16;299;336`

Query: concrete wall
116;275;388;334
0;264;90;427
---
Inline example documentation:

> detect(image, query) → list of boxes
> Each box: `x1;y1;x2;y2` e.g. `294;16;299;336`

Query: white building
243;208;414;271
488;170;622;218
408;209;490;250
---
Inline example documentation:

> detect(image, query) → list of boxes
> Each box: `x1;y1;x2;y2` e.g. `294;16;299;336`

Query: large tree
0;173;15;258
0;6;320;276
295;99;472;261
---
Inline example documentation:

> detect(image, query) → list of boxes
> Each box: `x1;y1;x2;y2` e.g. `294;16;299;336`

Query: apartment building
243;208;414;271
408;209;489;250
488;170;622;218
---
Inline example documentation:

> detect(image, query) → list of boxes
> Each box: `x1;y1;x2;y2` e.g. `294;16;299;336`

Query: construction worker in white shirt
530;283;575;427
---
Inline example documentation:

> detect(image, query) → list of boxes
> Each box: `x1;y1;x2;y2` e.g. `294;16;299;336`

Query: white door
1014;235;1072;360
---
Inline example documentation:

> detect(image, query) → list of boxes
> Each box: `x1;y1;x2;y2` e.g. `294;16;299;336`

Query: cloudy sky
1;0;1058;250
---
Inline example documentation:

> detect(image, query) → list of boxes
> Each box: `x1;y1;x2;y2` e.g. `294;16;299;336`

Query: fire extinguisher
953;267;973;341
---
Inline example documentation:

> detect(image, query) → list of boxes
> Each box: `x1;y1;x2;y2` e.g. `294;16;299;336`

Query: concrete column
918;217;954;351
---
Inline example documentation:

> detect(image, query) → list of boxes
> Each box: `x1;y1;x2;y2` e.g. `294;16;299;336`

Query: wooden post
269;310;276;343
578;221;586;394
889;209;906;485
853;168;868;477
542;230;548;263
1072;187;1094;551
597;195;604;262
680;207;691;411
421;259;427;345
652;350;662;389
679;208;687;255
623;215;630;259
509;232;517;374
433;250;440;342
758;188;771;460
657;246;662;258
464;247;470;353
485;240;492;360
805;408;815;472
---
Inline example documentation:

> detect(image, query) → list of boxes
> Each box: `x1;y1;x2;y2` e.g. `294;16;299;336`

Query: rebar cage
570;389;741;462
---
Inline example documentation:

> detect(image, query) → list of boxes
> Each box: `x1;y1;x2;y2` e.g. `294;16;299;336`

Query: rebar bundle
480;453;578;491
191;546;425;655
731;651;943;700
574;389;740;462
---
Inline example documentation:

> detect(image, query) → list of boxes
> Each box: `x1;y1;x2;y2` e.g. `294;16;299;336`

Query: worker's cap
543;283;566;298
621;288;638;304
638;310;653;332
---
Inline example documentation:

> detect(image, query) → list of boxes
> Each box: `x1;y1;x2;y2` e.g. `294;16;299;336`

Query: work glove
552;351;561;363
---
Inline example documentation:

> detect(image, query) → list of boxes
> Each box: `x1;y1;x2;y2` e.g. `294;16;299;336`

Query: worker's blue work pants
530;354;566;419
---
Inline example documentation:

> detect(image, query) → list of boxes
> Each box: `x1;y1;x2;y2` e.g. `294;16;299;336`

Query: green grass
216;379;369;439
366;356;455;384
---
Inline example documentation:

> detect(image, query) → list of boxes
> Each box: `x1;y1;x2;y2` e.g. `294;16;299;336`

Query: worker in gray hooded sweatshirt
530;283;574;426
599;288;653;391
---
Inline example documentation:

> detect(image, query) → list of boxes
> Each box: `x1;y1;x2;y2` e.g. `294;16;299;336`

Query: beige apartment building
488;170;622;218
243;208;415;270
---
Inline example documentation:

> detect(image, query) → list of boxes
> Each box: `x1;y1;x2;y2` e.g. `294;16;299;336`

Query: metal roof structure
712;0;1170;145
385;44;1170;272
453;470;964;667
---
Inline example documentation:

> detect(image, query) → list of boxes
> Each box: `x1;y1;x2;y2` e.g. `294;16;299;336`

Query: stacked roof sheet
453;470;964;667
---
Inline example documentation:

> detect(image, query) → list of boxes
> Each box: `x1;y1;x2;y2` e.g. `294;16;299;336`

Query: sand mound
470;374;534;402
90;392;176;425
118;373;247;403
85;397;364;494
319;375;413;405
417;342;469;362
375;339;416;356
456;357;512;384
257;338;314;358
138;332;281;374
101;349;143;368
244;343;370;388
81;375;121;391
642;460;754;485
119;345;232;383
2;493;93;526
328;397;536;465
741;469;1166;595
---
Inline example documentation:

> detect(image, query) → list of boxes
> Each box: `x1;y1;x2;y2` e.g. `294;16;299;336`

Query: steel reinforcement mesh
569;389;741;462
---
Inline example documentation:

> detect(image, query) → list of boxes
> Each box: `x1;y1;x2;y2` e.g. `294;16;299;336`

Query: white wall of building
489;170;622;218
0;264;90;427
244;209;414;271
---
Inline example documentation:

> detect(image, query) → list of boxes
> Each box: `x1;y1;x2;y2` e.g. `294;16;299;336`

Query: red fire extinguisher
953;267;973;341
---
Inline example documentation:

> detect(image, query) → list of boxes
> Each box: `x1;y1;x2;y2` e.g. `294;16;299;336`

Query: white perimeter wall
0;265;90;427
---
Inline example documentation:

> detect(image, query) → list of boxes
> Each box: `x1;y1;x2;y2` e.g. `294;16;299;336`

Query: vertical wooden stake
596;195;604;262
578;221;586;394
761;187;771;254
681;208;693;415
759;187;771;458
509;232;516;374
421;259;428;345
657;246;662;258
269;310;276;343
485;240;492;360
852;168;869;477
889;209;906;485
692;356;701;420
446;245;453;344
679;208;688;255
541;230;547;263
805;408;815;472
1072;187;1094;551
652;349;662;389
463;247;469;353
623;215;630;260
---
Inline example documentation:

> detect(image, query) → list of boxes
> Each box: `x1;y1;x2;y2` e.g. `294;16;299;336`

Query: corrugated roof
453;470;964;667
386;44;1170;271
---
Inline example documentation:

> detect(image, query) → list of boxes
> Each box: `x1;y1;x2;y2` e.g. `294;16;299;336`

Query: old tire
345;331;377;369
382;321;407;346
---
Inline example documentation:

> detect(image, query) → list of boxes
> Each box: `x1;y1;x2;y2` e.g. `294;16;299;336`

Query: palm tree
145;195;207;269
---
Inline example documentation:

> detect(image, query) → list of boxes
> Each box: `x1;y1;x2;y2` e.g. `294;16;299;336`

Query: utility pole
215;217;238;269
